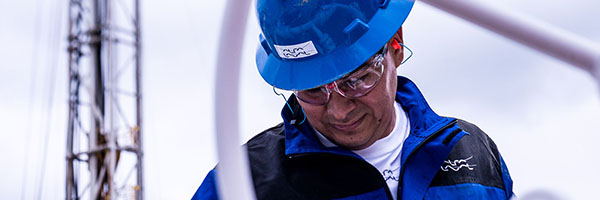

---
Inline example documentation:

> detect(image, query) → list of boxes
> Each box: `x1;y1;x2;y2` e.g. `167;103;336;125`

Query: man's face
297;45;399;150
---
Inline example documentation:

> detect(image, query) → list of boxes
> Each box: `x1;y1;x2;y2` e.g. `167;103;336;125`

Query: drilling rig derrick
66;0;142;199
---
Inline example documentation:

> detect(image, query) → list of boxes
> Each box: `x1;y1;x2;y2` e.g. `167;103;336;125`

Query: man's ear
388;27;404;68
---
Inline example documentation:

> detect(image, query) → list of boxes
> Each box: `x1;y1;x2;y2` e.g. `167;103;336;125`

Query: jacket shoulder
192;170;219;200
246;123;285;148
427;119;510;198
246;123;305;199
193;123;301;200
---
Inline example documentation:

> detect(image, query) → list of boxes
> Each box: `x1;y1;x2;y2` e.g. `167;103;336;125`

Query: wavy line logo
274;41;318;59
281;48;311;57
440;156;477;172
382;169;399;182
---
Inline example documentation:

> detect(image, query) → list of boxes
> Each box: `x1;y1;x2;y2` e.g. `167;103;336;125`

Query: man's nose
326;91;355;121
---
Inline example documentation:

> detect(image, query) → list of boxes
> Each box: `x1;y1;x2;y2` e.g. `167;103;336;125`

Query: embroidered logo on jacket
441;156;477;172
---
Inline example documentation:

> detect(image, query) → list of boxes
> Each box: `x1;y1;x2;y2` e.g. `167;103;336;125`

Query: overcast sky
1;0;600;199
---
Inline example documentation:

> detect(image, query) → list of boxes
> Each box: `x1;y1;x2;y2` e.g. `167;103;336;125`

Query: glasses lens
295;45;386;105
295;87;328;105
337;55;384;97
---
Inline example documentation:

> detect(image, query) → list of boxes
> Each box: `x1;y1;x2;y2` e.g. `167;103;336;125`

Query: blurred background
1;0;599;199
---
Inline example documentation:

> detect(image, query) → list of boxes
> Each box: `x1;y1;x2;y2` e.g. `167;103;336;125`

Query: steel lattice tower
66;0;142;199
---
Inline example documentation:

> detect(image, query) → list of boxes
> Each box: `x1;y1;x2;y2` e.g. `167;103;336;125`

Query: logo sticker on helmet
274;41;318;59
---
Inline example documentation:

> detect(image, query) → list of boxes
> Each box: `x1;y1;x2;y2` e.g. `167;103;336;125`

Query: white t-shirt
314;102;410;200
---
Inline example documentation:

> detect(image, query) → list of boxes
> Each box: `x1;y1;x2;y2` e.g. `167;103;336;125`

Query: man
194;0;513;199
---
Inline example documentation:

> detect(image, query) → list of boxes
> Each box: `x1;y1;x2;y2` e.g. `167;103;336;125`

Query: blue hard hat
255;0;415;90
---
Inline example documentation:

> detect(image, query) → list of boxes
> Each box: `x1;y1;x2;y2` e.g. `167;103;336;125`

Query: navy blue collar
281;76;453;158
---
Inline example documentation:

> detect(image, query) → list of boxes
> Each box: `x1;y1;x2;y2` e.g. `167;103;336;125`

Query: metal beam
419;0;600;86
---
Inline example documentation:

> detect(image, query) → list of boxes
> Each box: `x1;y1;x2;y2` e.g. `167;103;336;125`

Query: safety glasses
294;45;387;105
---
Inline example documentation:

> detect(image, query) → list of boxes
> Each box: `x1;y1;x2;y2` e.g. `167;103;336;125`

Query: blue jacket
193;76;513;199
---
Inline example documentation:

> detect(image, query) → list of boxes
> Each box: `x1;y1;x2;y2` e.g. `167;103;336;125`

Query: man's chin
330;134;374;150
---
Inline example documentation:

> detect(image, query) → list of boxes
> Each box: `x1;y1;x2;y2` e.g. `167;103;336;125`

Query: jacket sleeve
192;169;220;200
425;119;514;199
